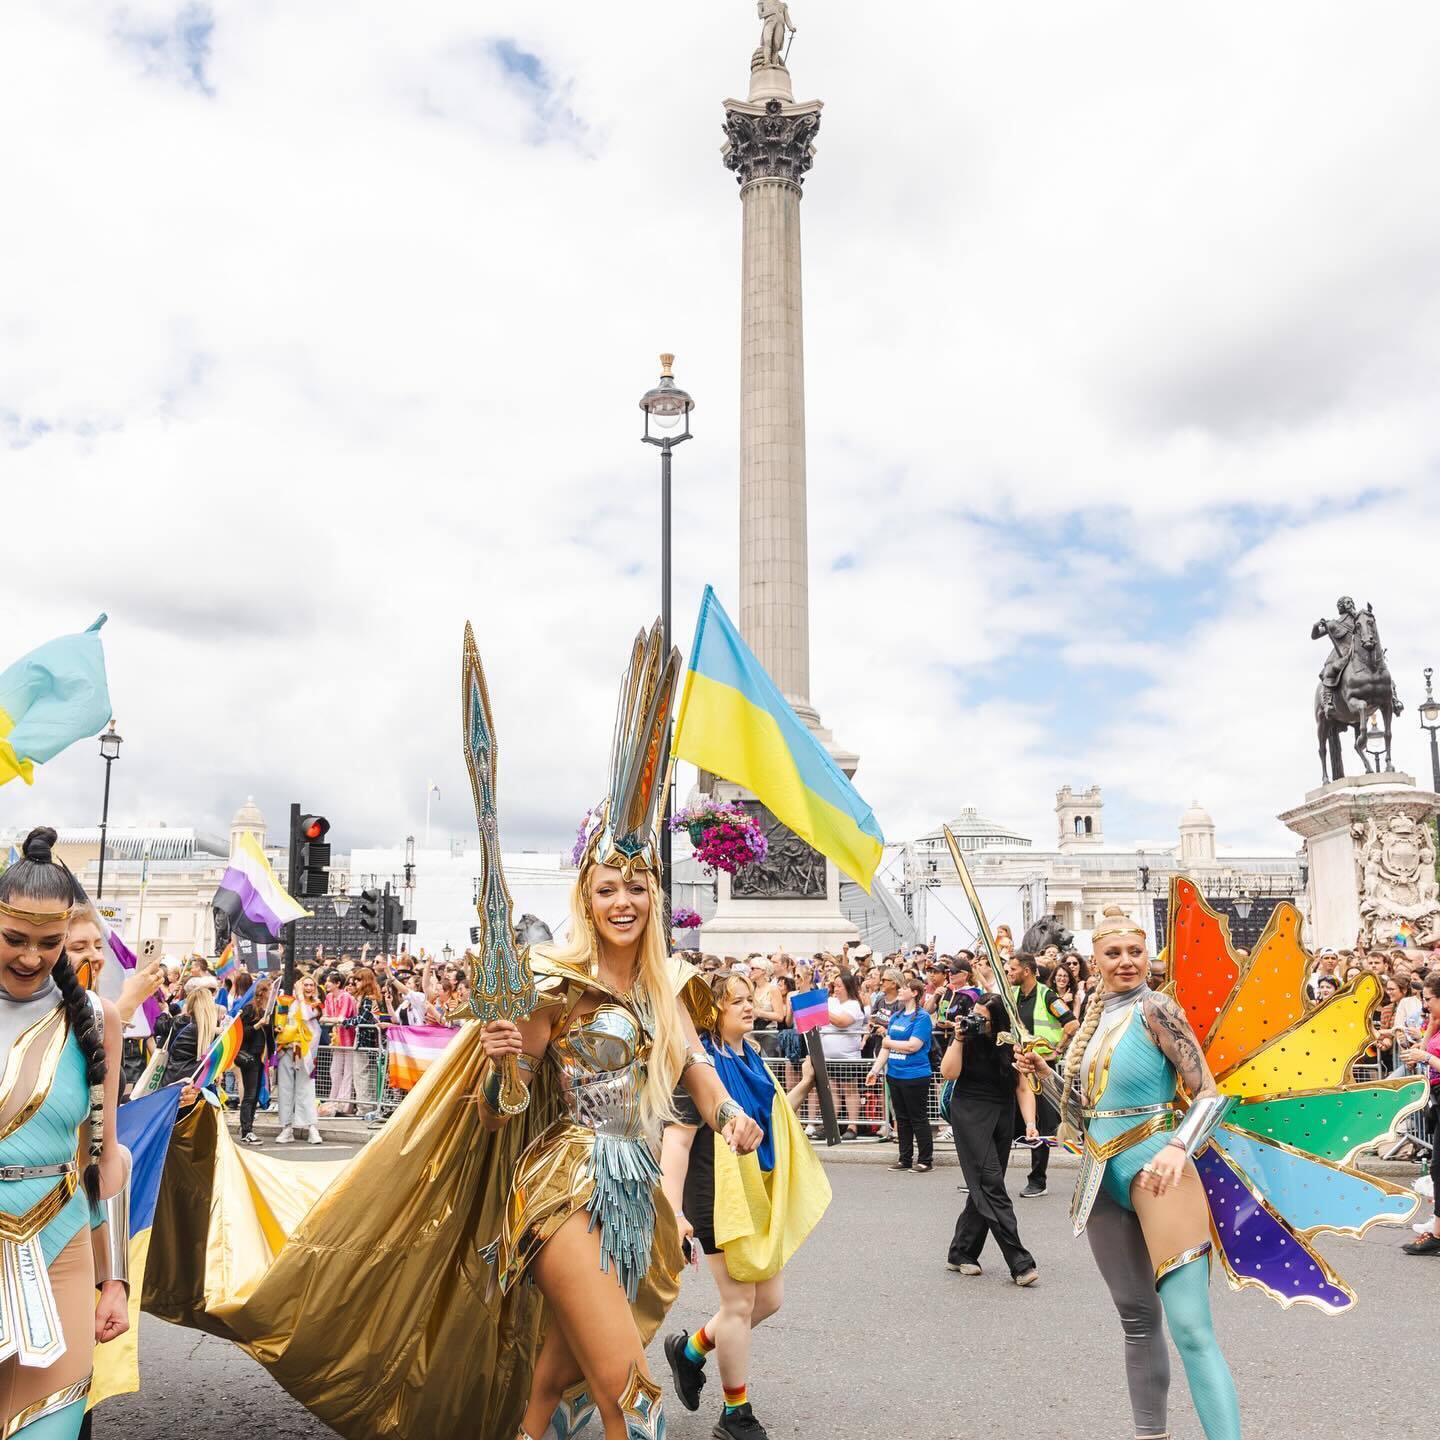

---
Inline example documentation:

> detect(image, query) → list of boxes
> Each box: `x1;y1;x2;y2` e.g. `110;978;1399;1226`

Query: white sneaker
938;1126;953;1141
307;1128;323;1145
1415;1222;1434;1235
275;1127;294;1144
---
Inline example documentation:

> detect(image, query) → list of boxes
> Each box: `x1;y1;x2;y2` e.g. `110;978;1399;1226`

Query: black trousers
235;1051;262;1134
949;1092;1036;1277
887;1076;933;1165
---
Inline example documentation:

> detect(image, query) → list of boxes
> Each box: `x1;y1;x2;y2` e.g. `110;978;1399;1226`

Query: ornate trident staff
462;622;537;1114
941;825;1055;1091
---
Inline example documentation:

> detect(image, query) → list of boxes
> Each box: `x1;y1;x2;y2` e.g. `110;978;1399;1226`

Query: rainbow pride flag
215;939;237;981
191;1015;243;1091
672;586;884;890
385;1025;457;1092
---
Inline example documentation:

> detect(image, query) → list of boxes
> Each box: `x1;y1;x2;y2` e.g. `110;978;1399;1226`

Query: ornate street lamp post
1419;668;1440;793
1364;710;1388;771
96;721;123;901
639;354;694;908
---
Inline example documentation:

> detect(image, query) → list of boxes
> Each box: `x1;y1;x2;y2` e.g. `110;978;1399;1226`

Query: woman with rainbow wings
1020;881;1423;1440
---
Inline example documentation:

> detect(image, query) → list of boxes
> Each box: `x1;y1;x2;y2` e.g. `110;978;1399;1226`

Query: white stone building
899;787;1304;954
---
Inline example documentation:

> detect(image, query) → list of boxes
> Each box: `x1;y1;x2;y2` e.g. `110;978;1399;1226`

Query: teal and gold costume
1056;886;1424;1440
0;983;104;1439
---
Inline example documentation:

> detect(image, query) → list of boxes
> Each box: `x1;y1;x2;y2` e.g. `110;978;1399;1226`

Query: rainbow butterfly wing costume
1162;878;1421;1311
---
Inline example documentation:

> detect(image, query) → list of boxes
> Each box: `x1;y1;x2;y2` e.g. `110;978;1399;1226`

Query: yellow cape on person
142;1010;683;1440
709;1067;831;1283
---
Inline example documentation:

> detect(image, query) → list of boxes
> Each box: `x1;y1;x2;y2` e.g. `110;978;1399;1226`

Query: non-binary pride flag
87;1084;183;1409
671;586;885;890
0;615;112;786
213;830;310;943
191;1014;244;1090
790;988;831;1035
386;1025;458;1091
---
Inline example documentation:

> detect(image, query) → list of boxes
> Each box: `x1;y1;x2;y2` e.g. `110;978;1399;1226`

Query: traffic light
358;888;382;933
295;814;331;898
384;895;405;937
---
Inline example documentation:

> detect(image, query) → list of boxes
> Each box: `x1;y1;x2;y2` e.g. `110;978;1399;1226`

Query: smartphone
140;939;163;964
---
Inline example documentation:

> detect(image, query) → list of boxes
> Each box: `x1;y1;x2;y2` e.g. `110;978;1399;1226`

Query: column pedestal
1279;772;1440;951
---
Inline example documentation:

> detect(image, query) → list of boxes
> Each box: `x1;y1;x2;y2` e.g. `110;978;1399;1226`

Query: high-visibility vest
1010;981;1065;1049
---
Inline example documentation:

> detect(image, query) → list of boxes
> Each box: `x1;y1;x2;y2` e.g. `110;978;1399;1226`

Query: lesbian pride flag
385;1025;457;1092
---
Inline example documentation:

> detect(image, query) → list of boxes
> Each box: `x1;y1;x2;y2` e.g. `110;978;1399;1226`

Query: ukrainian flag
0;615;112;786
672;586;884;890
89;1084;184;1408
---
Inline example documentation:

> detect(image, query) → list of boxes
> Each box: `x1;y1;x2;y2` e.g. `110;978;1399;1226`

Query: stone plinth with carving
1279;773;1440;951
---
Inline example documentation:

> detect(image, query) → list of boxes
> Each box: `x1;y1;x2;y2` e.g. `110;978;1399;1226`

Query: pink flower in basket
669;801;768;876
672;908;702;930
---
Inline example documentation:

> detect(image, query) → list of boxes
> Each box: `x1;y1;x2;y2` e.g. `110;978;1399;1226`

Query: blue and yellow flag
672;586;884;890
0;615;112;786
89;1083;183;1408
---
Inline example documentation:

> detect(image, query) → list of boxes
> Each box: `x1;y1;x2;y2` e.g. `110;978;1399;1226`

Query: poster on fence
385;1025;458;1091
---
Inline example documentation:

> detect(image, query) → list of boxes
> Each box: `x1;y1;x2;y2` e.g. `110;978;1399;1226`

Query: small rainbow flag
385;1025;457;1092
191;1015;243;1091
215;940;237;981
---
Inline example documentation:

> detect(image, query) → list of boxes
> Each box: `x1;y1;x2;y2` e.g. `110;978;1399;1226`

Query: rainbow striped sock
723;1383;748;1413
683;1326;715;1366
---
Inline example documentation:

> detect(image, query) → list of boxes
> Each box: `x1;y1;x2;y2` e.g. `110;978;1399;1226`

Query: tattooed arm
1140;990;1219;1100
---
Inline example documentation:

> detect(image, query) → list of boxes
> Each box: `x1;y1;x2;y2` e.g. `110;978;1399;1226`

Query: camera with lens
956;1009;988;1038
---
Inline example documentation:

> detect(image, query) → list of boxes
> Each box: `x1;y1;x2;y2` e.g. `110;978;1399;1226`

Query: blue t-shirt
885;1008;933;1080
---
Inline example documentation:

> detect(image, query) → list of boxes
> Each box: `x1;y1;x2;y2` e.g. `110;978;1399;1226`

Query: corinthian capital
723;98;821;188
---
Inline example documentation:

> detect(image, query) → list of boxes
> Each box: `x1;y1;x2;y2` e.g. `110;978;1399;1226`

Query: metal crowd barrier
311;1043;389;1119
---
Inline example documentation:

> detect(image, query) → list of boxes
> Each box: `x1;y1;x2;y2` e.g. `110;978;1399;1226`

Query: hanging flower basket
670;801;769;877
672;907;702;930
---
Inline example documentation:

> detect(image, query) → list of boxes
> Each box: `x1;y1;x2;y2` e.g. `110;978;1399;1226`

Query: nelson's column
700;8;862;957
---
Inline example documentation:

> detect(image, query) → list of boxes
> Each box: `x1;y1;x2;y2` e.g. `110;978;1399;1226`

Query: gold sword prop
941;825;1055;1091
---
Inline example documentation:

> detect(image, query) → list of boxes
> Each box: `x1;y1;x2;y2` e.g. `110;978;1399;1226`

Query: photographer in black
938;992;1040;1286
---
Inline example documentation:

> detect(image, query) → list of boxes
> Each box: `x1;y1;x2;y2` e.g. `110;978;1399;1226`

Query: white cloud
2;1;1436;863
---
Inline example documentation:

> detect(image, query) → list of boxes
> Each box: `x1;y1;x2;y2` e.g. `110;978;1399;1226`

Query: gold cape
142;1014;682;1440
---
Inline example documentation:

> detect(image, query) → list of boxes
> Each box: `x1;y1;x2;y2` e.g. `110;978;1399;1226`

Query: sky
3;1;1438;862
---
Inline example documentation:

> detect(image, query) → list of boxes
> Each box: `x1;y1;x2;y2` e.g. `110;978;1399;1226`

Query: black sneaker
1402;1233;1440;1256
714;1403;769;1440
664;1333;707;1411
1019;1180;1047;1199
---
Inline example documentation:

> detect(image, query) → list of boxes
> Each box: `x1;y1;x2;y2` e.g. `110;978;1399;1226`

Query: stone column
724;67;824;725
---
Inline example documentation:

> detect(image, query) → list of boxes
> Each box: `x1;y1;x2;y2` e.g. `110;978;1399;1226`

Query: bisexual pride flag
88;1084;184;1407
672;587;884;890
213;831;310;943
790;989;830;1035
0;615;112;786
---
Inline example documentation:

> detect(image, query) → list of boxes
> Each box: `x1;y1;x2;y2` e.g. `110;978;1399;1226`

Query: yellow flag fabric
710;1076;832;1283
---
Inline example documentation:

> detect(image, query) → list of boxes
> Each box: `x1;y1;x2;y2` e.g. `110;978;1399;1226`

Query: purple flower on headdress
570;810;594;868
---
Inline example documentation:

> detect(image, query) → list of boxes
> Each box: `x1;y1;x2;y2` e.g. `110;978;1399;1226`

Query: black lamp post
639;354;694;908
1420;667;1440;793
1364;709;1388;772
95;720;123;901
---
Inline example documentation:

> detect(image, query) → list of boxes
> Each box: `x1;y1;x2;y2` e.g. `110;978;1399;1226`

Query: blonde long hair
185;985;221;1059
541;867;683;1135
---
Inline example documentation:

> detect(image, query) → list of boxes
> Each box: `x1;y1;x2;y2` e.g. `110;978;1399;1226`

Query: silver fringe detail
586;1134;661;1302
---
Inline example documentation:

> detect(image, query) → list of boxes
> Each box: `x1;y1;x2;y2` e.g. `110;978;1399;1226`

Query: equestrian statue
1312;596;1403;782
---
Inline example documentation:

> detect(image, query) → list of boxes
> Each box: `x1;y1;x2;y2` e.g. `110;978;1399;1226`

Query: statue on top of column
755;0;796;69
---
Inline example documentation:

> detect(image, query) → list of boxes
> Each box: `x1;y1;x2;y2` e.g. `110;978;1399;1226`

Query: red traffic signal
299;815;330;842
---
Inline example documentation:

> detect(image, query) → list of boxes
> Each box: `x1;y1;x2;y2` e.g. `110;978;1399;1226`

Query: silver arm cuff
681;1049;715;1075
713;1098;742;1131
1167;1094;1234;1159
93;1177;132;1292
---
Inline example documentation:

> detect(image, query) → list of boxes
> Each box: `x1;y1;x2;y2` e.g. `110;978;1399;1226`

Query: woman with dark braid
0;827;131;1437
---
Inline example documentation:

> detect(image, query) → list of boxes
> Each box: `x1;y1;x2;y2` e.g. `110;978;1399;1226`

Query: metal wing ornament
1165;877;1424;1312
462;622;536;1115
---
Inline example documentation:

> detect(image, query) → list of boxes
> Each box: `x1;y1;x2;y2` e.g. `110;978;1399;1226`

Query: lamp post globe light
639;354;694;908
443;943;454;967
1419;667;1440;794
1365;709;1388;769
95;720;123;901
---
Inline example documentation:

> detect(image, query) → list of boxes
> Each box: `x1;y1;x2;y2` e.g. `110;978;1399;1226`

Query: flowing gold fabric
143;1022;681;1440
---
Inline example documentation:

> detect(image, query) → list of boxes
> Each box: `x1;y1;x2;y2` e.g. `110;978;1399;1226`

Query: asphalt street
99;1135;1434;1439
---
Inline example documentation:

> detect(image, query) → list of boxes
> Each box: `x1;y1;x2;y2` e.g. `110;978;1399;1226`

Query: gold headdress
1091;904;1145;942
576;619;682;882
0;898;74;926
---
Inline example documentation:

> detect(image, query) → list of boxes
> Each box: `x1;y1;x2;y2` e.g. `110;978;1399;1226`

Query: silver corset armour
551;1003;650;1140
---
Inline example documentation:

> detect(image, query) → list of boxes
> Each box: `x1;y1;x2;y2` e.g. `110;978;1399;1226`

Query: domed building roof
231;796;265;832
1179;801;1214;829
919;804;1032;850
